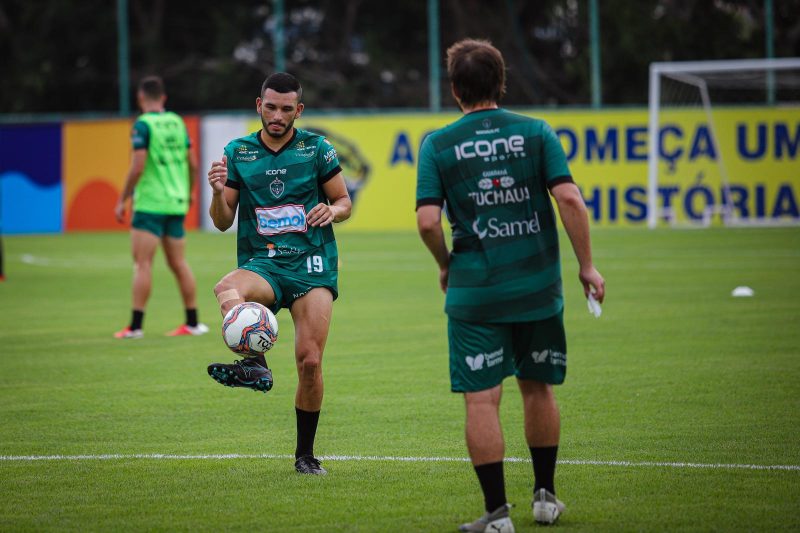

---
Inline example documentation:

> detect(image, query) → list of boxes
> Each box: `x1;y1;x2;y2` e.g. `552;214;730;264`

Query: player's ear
296;102;304;118
450;83;461;103
256;97;262;113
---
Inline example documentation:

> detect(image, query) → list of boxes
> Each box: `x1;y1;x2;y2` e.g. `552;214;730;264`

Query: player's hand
439;266;449;294
114;200;126;223
208;155;228;194
307;203;335;227
579;266;605;303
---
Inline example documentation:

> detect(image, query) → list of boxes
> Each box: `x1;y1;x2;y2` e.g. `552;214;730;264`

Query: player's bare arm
416;204;450;293
208;155;239;231
307;172;352;227
550;182;605;302
115;149;147;223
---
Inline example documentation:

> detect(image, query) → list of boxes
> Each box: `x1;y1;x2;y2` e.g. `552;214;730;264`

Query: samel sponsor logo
454;135;526;161
472;213;541;239
255;204;307;236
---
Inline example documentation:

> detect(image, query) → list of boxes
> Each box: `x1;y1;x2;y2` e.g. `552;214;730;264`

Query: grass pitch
0;228;798;531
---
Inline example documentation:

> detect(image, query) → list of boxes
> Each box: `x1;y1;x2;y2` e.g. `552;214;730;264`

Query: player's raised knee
297;352;322;378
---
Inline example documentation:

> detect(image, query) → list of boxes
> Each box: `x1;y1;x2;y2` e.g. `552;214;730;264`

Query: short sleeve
317;138;342;185
416;135;444;209
223;143;242;190
131;120;149;150
541;122;573;187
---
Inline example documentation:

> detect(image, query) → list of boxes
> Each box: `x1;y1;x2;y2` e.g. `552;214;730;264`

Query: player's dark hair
446;39;506;107
261;72;303;102
138;76;165;99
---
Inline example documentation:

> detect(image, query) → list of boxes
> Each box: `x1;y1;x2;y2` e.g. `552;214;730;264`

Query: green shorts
132;212;186;239
448;310;567;393
240;258;338;313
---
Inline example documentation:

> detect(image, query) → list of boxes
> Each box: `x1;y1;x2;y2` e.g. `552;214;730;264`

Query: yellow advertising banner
245;107;799;230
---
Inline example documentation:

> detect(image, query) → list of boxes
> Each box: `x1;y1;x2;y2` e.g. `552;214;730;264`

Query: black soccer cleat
295;455;327;475
207;358;273;393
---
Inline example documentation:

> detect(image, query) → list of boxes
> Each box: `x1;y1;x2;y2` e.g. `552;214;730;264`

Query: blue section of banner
0;124;63;234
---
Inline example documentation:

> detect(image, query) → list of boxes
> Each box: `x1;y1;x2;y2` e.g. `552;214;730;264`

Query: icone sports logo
472;213;541;239
255;204;307;236
454;135;526;161
265;168;287;175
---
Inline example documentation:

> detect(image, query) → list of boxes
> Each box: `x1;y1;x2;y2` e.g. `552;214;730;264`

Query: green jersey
131;111;192;215
416;108;574;323
224;128;343;277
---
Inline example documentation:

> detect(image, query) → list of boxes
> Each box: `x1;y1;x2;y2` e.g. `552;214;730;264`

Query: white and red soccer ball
222;302;279;356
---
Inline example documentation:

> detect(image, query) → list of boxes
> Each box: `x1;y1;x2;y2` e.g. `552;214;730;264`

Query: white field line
0;453;798;471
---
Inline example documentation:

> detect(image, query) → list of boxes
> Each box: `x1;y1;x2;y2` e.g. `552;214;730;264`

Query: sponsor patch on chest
255;204;307;236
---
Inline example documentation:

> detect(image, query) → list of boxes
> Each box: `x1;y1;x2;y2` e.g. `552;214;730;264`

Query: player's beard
262;116;295;139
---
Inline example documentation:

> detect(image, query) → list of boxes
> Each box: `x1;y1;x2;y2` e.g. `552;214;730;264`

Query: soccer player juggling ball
416;39;605;531
207;73;351;475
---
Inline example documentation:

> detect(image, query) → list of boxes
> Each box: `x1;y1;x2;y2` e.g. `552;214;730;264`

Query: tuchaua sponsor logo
454;135;526;161
472;213;541;239
469;173;531;206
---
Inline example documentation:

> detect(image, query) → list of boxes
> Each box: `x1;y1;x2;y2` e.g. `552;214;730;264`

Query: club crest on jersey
270;177;285;198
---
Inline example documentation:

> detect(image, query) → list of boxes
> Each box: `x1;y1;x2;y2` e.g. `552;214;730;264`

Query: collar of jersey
257;128;297;156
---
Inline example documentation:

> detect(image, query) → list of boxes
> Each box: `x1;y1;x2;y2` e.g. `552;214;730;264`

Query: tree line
1;0;798;114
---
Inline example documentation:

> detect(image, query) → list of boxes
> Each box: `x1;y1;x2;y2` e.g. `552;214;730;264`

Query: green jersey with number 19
416;108;575;323
223;128;342;277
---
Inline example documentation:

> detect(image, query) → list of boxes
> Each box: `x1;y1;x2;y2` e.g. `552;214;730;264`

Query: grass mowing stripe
2;454;798;471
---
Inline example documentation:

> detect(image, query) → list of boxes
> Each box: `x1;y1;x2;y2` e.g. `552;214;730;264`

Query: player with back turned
416;39;605;531
206;73;351;475
114;76;208;339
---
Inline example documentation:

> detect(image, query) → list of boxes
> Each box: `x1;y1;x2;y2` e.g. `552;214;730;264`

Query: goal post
647;58;800;228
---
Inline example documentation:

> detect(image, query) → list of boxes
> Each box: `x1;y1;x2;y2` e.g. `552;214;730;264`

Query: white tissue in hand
587;293;602;317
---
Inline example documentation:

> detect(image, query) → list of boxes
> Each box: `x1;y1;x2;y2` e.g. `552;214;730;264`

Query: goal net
647;58;800;228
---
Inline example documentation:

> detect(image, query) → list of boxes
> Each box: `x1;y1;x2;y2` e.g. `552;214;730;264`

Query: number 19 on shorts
306;255;323;273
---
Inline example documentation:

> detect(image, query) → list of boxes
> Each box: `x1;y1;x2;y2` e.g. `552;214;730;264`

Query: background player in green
114;76;208;339
416;40;606;531
206;73;351;475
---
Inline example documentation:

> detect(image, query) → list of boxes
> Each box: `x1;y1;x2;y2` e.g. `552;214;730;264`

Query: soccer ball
222;302;279;356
